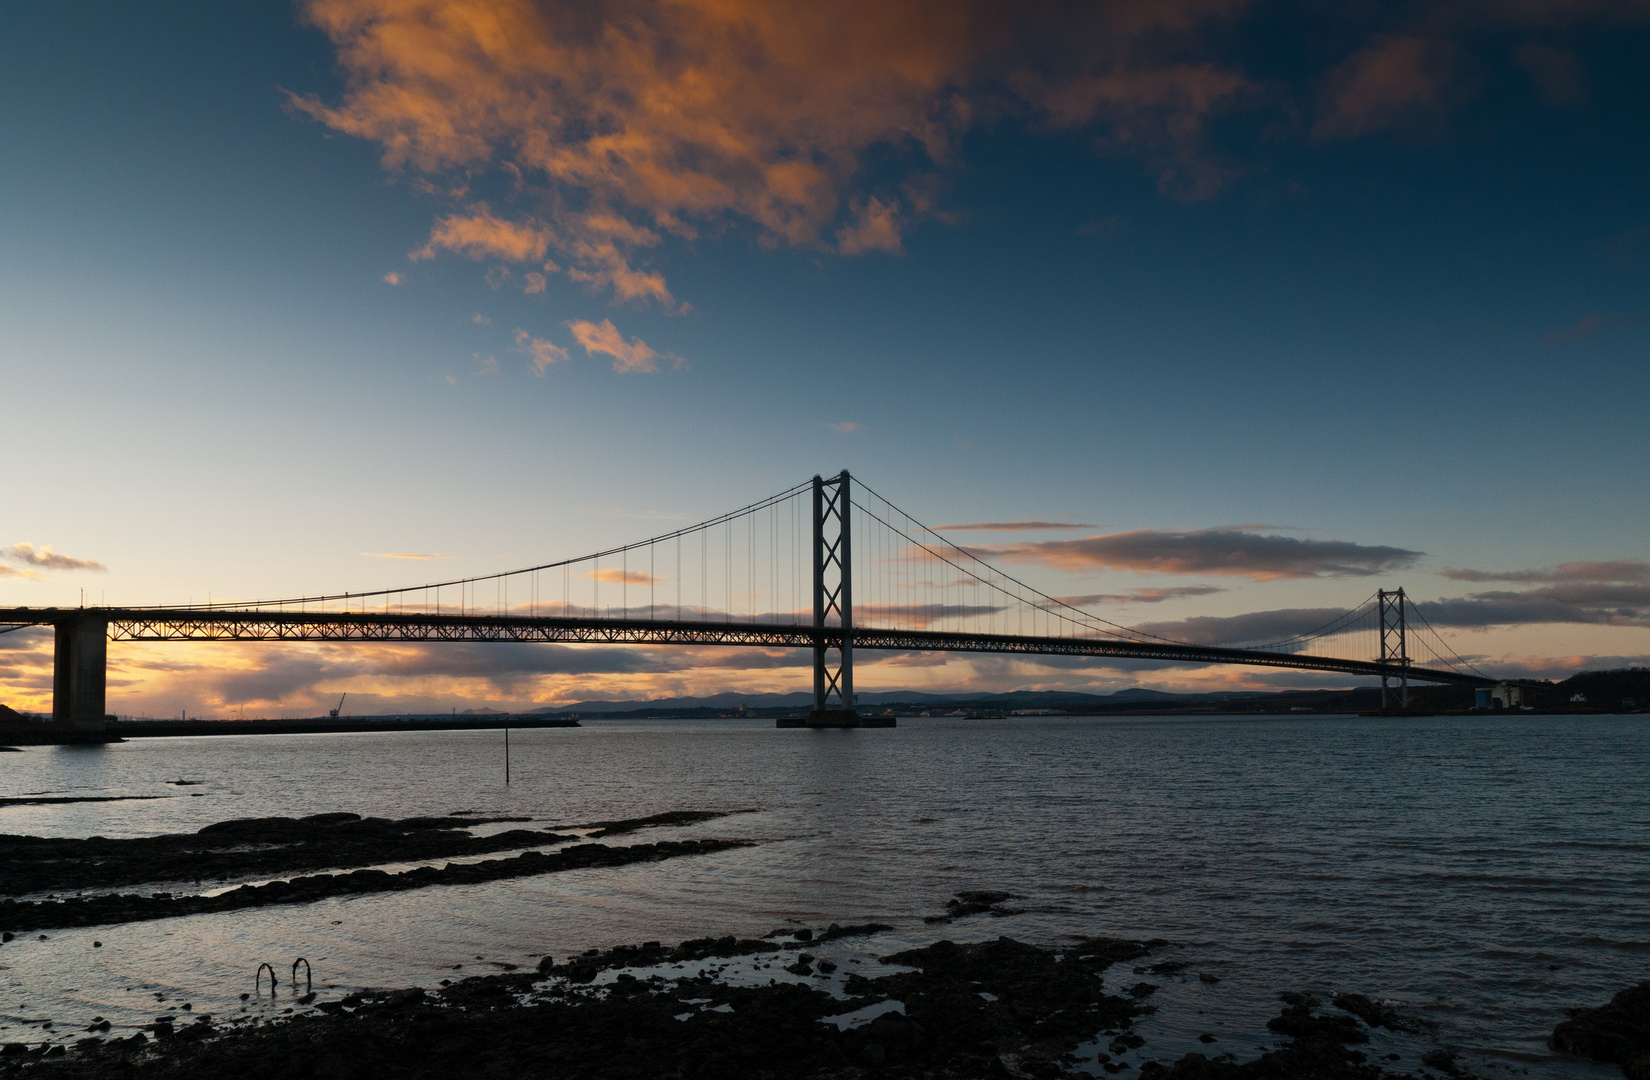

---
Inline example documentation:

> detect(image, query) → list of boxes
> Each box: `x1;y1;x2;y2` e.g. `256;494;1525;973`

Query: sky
2;0;1648;716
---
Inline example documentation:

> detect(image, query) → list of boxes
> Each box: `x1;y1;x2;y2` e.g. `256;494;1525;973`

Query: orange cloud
584;568;661;586
382;270;403;284
291;0;1265;302
513;328;570;373
411;204;552;262
836;197;903;256
567;318;674;373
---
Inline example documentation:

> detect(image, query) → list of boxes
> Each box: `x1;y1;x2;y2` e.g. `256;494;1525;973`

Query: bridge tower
809;471;860;726
1378;588;1409;710
52;610;111;740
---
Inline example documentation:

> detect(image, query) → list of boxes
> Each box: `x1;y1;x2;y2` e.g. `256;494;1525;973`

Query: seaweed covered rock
1551;982;1650;1079
1140;996;1393;1080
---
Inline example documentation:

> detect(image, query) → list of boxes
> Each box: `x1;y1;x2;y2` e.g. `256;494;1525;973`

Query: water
1;714;1645;1076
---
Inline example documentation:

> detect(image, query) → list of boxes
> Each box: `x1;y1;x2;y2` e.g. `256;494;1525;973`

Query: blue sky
3;1;1647;714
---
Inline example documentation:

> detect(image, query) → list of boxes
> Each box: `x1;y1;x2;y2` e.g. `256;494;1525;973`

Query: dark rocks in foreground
0;838;750;933
5;934;1163;1080
1141;994;1413;1080
1550;982;1650;1079
0;927;1471;1080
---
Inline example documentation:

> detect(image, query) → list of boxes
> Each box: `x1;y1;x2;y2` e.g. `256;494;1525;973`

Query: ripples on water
1;714;1644;1077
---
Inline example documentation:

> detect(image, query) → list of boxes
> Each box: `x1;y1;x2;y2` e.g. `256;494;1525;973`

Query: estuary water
1;713;1646;1077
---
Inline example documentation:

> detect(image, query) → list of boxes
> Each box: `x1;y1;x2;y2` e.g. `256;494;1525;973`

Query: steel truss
0;609;1489;688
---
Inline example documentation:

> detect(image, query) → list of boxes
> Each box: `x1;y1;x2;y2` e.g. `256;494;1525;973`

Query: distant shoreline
105;716;580;739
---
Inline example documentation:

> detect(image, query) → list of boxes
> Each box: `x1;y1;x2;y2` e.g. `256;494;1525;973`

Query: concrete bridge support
52;612;110;739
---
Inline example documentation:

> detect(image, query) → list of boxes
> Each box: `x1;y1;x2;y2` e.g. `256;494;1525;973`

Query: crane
329;693;346;720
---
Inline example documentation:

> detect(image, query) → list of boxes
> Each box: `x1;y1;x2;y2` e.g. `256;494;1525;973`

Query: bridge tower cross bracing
1378;587;1409;710
809;470;859;725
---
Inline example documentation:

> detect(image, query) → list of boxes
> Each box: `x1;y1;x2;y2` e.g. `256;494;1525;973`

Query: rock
1198;973;1219;984
1421;1048;1462;1075
816;959;837;974
793;928;813;941
1332;991;1410;1031
819;922;894;942
1266;1004;1367;1044
1550;981;1650;1076
925;890;1022;924
1198;1034;1217;1043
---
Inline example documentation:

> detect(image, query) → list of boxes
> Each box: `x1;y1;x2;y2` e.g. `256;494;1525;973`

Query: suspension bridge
2;472;1497;735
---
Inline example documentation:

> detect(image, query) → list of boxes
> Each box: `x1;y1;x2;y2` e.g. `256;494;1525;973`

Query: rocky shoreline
9;920;1624;1080
2;810;1642;1079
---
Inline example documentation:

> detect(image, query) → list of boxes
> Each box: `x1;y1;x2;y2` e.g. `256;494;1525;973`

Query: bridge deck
0;608;1491;687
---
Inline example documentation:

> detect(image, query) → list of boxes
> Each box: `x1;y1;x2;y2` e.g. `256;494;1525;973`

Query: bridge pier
52;611;111;740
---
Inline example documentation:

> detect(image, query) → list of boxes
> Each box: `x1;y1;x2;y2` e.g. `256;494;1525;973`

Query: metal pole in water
505;718;511;785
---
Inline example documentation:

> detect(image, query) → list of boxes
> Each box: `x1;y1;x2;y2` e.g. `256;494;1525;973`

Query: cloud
836;197;903;256
411;205;552;263
472;312;490;325
1416;584;1650;629
1060;586;1227;605
938;521;1097;531
1023;60;1257;200
982;526;1422;580
1442;559;1650;585
584;568;661;586
1543;312;1605;345
361;552;452;560
1135;607;1354;647
382;270;403;285
513;328;571;374
523;271;548;295
3;542;106;573
567;318;676;374
1134;578;1650;646
1314;36;1459;138
826;421;861;434
290;0;1278;303
1515;44;1586;105
285;3;1650;305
